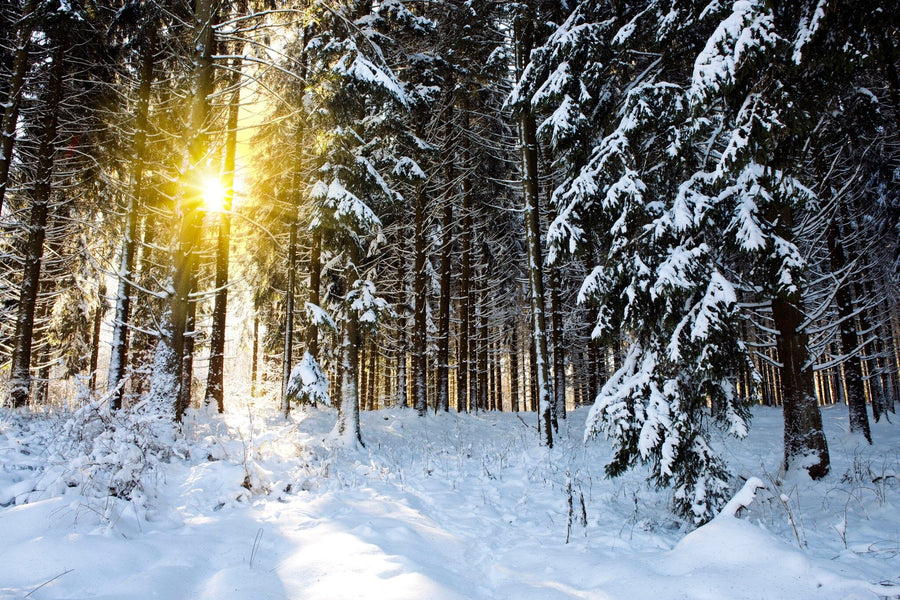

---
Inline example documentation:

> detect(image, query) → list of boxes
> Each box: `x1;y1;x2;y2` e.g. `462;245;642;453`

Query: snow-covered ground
1;402;898;599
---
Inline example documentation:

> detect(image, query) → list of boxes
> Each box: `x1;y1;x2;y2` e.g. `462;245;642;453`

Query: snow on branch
689;0;778;108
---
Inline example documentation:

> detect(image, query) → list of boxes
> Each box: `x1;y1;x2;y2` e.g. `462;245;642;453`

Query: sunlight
202;177;228;212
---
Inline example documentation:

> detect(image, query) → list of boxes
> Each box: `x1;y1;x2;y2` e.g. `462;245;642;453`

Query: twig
250;528;264;569
516;414;538;431
25;569;74;598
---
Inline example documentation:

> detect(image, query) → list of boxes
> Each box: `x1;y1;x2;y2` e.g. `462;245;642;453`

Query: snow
2;405;899;599
285;352;331;407
792;0;828;65
689;0;778;107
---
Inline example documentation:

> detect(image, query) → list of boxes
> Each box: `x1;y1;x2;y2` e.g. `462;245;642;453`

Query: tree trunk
8;36;65;408
367;338;377;410
156;0;216;420
515;14;552;446
550;263;566;426
307;230;322;357
282;201;297;417
0;0;36;214
396;237;408;408
772;294;830;478
178;276;198;416
825;215;870;441
494;338;504;411
478;281;489;412
336;256;363;445
510;323;520;411
436;119;454;412
89;282;106;393
359;339;369;410
251;312;259;397
205;19;244;412
108;22;157;409
413;184;428;416
456;101;473;413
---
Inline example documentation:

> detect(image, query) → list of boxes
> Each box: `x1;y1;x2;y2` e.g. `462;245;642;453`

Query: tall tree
7;14;69;407
0;0;38;215
205;0;249;413
510;0;554;446
148;0;218;419
108;4;159;409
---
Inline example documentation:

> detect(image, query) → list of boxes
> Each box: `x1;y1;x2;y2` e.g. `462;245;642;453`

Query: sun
202;177;228;212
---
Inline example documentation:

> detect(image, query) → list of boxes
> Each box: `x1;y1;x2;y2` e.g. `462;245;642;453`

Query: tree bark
510;323;520;412
205;11;245;412
307;230;322;357
251;312;259;397
157;0;216;421
456;100;473;413
413;184;428;415
0;0;37;214
282;199;297;417
89;282;106;393
108;21;157;409
550;263;566;426
367;338;377;409
336;254;363;445
515;12;552;446
772;294;830;478
436;117;454;413
396;236;408;408
477;271;488;412
826;215;871;442
178;272;198;416
8;36;66;408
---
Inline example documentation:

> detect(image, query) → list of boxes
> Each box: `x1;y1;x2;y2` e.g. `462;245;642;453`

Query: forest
1;0;899;532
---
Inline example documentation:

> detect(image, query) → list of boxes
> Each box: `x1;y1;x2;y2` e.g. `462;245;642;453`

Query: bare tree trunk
772;294;830;478
826;215;870;441
413;184;428;416
8;37;65;408
336;257;363;445
109;21;157;409
307;230;322;357
89;282;106;393
205;12;245;412
156;0;216;421
251;312;259;397
550;263;565;426
515;13;552;447
0;0;36;214
494;338;504;411
477;267;489;412
436;119;454;412
396;237;409;408
457;101;473;413
359;339;369;410
367;339;377;410
178;275;198;416
282;201;297;417
510;323;520;412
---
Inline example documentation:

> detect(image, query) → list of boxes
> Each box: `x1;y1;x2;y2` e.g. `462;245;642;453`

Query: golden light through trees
202;176;228;213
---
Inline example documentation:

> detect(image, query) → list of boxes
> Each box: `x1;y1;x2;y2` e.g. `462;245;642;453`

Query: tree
107;2;160;409
508;0;559;446
7;9;71;407
148;0;219;419
303;0;410;443
205;0;250;413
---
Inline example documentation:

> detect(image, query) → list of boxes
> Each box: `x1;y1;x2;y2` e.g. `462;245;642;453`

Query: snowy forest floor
1;403;899;600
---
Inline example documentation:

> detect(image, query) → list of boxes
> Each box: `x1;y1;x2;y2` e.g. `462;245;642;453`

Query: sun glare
202;177;228;212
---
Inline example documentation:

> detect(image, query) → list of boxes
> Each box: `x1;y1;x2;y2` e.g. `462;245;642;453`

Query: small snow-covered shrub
60;401;181;505
285;352;331;407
